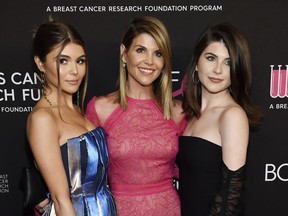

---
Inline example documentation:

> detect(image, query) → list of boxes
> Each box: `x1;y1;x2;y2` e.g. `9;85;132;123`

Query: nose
144;53;153;65
70;63;78;75
213;62;222;75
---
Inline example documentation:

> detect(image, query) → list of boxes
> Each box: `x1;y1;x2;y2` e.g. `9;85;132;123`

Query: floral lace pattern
86;97;185;215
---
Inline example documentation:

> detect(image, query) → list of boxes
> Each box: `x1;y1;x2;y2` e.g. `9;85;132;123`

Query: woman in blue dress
27;19;117;216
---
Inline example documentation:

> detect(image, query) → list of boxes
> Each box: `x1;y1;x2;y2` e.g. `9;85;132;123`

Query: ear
120;44;127;64
34;56;44;72
195;65;198;71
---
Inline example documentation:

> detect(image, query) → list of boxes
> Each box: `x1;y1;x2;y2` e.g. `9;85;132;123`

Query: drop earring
40;72;52;106
77;90;80;106
192;70;199;84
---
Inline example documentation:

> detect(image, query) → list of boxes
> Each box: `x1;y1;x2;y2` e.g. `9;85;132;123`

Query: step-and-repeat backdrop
0;0;287;215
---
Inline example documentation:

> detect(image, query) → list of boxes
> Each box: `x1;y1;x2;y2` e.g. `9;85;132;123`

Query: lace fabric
209;162;245;216
86;96;186;215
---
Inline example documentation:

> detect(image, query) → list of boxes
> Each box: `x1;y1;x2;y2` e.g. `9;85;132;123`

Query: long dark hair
183;22;262;126
33;18;88;113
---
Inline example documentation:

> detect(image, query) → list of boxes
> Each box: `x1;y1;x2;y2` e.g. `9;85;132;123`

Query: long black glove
209;162;245;216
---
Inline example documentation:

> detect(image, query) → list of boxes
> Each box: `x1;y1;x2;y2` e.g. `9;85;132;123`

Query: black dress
176;136;245;216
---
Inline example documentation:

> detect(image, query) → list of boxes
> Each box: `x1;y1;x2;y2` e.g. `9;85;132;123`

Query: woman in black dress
177;22;262;216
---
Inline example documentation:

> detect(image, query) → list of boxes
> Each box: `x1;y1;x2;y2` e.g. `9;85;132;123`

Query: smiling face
121;33;164;91
197;41;231;95
36;42;86;96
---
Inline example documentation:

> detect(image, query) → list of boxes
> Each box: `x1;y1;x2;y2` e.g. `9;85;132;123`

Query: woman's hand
35;198;50;214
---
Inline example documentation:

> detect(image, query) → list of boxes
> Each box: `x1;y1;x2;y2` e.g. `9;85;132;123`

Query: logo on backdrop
269;65;288;110
0;71;39;113
0;174;9;193
265;163;288;182
46;5;223;13
0;69;183;112
172;70;184;97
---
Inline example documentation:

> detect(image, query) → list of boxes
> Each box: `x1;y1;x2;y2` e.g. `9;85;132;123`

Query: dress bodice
44;127;117;216
103;97;183;186
61;127;109;196
176;136;222;216
86;96;186;215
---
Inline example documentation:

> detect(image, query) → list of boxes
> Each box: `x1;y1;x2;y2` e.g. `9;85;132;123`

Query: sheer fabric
209;163;245;216
177;136;245;216
86;96;186;216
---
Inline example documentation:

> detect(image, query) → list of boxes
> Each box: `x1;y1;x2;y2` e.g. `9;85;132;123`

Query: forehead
131;33;158;47
48;42;85;58
203;41;229;57
61;43;85;55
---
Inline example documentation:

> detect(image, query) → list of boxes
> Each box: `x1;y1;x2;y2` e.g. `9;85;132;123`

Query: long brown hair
183;22;262;126
33;18;88;114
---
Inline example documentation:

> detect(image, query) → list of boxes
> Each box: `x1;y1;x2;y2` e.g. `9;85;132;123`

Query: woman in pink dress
86;16;186;216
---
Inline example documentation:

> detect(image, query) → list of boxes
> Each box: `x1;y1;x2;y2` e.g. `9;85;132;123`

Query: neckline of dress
126;95;155;102
60;127;103;147
180;135;222;148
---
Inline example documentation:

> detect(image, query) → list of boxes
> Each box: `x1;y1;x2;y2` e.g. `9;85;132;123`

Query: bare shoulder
27;107;55;128
220;105;248;126
94;91;119;123
219;104;249;140
172;99;185;124
95;91;118;111
26;107;58;148
219;105;249;170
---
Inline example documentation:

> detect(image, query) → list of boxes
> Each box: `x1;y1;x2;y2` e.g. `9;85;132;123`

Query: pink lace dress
86;96;186;216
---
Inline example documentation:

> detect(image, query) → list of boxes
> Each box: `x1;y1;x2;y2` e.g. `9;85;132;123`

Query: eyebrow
58;54;86;59
134;44;161;52
204;52;230;60
134;44;146;48
77;55;86;59
204;52;216;56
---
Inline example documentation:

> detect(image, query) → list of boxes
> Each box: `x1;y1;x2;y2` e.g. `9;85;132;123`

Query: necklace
43;93;52;107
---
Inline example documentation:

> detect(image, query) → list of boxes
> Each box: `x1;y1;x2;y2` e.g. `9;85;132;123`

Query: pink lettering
270;65;288;98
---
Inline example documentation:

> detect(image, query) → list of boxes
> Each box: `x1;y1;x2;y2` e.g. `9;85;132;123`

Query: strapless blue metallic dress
43;127;117;216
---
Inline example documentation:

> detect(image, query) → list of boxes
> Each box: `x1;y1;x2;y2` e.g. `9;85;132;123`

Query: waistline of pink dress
110;179;174;196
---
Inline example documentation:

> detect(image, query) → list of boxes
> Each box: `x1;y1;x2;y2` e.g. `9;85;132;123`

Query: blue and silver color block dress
43;126;117;216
